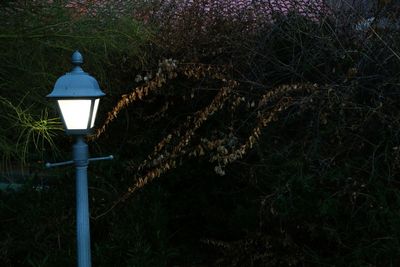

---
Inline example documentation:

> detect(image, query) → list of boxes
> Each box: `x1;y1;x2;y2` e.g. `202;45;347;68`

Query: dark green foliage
0;0;151;165
2;1;400;266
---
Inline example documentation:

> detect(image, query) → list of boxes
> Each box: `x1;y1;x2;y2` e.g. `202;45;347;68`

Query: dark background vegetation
1;0;400;266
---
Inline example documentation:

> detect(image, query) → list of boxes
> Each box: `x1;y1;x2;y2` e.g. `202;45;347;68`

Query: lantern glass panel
90;98;100;128
58;99;92;130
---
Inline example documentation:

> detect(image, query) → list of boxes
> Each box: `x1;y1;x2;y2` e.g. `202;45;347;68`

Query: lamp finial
72;50;83;66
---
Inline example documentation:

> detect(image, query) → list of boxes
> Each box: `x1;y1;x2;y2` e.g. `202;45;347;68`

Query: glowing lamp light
47;51;105;135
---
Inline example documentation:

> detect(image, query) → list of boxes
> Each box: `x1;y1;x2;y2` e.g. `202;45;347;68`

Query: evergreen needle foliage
0;96;62;167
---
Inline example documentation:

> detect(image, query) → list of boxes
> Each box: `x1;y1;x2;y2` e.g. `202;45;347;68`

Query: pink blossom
155;0;329;27
63;0;330;26
158;0;328;18
155;0;330;31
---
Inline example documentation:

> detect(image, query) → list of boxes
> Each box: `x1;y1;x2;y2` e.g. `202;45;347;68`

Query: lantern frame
55;98;100;135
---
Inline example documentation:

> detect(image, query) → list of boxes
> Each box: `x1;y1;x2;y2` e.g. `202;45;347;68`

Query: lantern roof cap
47;51;105;99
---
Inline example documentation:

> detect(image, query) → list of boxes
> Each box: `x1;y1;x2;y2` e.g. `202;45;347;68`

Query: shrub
2;0;400;266
89;0;400;265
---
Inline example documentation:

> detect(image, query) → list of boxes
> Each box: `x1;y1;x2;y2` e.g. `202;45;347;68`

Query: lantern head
47;51;105;135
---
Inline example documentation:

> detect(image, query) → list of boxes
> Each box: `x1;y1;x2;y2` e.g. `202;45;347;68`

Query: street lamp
46;51;113;267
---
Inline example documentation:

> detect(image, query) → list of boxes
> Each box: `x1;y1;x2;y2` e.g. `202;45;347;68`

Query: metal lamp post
46;51;113;267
